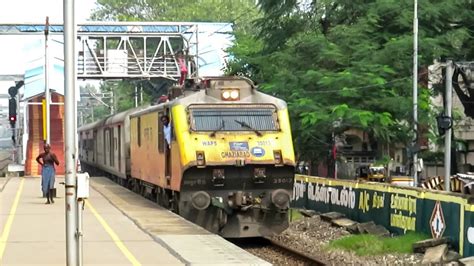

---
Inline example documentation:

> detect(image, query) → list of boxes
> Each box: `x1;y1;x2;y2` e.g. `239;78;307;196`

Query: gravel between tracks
244;243;311;265
269;215;423;265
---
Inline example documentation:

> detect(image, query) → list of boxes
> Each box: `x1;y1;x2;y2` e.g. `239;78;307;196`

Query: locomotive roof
78;105;149;131
129;86;288;118
78;119;104;132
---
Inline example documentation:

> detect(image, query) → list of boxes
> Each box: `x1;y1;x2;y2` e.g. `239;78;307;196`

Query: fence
292;175;474;257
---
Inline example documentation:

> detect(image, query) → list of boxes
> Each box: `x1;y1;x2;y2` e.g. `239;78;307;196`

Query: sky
0;0;98;101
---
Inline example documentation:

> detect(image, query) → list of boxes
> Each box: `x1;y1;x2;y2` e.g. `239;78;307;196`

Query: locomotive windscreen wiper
234;120;262;137
210;119;225;137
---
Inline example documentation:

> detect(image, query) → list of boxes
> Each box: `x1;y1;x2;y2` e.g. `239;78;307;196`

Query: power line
206;5;258;37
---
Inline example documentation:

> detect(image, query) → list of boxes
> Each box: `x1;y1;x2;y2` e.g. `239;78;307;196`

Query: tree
92;0;259;33
227;0;474;166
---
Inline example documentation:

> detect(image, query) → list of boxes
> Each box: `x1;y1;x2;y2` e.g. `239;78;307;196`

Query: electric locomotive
79;76;296;238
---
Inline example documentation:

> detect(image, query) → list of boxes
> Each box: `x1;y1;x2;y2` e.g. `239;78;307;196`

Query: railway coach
79;76;296;238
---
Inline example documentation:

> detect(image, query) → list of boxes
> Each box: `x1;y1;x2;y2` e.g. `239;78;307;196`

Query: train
78;76;296;238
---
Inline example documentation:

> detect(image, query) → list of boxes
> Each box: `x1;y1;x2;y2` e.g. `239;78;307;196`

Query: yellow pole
42;99;46;141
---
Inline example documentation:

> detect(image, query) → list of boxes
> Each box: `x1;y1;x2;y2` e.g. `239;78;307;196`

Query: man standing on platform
36;143;59;204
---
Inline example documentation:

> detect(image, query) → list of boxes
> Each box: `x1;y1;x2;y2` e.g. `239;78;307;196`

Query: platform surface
0;176;270;266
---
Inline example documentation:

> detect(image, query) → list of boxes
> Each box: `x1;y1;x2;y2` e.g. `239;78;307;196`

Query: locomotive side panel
109;123;126;178
79;130;93;166
123;116;132;177
96;126;105;170
276;108;295;165
169;106;187;190
130;112;166;187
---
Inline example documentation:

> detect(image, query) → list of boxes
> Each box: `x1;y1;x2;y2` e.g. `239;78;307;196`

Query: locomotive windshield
189;104;279;132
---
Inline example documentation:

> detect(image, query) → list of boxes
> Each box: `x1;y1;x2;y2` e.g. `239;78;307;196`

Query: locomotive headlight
230;90;239;100
196;151;206;167
222;90;231;100
221;89;240;101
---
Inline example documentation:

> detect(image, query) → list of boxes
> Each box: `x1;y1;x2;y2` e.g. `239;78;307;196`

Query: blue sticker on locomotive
251;147;265;157
229;142;249;151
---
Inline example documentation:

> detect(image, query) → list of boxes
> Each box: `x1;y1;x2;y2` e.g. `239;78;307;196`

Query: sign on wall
292;176;462;254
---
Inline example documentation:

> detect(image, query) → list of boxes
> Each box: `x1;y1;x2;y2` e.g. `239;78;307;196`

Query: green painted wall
292;175;474;257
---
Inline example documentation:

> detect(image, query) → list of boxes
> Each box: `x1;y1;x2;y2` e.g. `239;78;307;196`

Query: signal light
9;115;16;128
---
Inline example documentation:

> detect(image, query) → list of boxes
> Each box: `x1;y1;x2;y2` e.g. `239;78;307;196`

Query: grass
289;209;304;222
328;232;429;256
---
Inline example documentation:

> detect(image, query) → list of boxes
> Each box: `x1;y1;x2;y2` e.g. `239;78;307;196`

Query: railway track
232;237;327;265
264;237;327;265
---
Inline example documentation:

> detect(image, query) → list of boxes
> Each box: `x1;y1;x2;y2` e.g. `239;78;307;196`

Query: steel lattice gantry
0;22;204;80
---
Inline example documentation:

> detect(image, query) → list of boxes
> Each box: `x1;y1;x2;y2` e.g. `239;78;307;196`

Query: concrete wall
292;175;474;257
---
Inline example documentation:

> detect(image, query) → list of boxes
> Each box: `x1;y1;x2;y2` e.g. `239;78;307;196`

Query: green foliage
227;0;474;161
328;233;429;256
92;0;260;33
289;209;304;222
419;150;444;163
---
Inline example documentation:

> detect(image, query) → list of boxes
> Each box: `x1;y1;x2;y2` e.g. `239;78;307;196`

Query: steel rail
263;237;327;265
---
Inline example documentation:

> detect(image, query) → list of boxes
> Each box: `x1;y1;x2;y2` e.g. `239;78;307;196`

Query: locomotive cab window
189;104;279;132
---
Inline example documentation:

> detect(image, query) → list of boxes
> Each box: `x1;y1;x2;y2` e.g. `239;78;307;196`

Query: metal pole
140;84;143;104
110;88;114;115
195;24;199;78
64;0;79;265
412;0;418;186
444;60;453;192
45;17;51;144
77;199;84;266
134;85;138;107
79;111;83;127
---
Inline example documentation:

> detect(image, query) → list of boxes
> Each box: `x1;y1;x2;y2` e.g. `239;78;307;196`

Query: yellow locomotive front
172;77;296;237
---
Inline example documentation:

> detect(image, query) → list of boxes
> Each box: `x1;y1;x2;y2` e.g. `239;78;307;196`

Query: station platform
0;176;270;266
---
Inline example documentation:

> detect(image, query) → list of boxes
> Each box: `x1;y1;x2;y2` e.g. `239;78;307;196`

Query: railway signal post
44;16;50;144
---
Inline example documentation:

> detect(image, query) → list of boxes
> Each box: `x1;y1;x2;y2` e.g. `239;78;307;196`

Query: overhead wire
206;4;259;37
